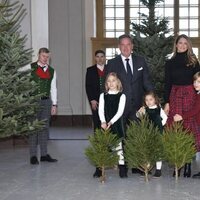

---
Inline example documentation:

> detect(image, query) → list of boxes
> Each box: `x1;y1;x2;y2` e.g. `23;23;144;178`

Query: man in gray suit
106;34;154;177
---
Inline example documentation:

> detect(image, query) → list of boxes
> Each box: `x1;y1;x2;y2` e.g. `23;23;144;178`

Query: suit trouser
92;109;101;131
29;99;51;157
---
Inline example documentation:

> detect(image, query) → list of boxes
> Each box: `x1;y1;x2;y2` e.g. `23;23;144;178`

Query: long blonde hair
171;34;199;66
105;72;123;92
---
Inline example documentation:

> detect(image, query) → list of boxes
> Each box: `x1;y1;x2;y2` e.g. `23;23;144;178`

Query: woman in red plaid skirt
174;72;200;178
164;34;200;177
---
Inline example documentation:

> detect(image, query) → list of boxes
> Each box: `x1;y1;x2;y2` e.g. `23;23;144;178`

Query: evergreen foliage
130;0;174;100
0;0;43;138
162;122;196;181
85;128;120;183
124;117;163;182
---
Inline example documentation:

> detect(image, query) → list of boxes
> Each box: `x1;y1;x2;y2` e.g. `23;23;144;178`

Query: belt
41;96;50;100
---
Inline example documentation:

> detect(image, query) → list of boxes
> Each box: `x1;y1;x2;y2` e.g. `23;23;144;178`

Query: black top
146;107;163;133
104;92;124;138
164;51;200;102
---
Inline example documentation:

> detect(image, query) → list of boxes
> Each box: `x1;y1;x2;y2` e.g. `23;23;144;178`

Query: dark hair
118;34;134;44
143;91;160;107
38;47;50;54
95;50;105;56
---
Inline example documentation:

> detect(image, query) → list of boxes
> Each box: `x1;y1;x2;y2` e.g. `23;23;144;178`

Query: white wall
15;0;95;115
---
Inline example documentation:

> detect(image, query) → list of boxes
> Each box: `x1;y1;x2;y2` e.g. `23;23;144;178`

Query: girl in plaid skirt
164;34;200;177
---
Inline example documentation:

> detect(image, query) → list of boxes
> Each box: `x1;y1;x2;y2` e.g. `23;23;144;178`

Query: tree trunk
100;166;106;183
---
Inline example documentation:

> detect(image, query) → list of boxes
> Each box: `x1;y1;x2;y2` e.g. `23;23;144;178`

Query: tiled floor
0;127;200;200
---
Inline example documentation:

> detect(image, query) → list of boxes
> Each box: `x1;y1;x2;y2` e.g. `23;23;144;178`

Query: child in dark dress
98;72;127;178
174;72;200;178
137;91;167;177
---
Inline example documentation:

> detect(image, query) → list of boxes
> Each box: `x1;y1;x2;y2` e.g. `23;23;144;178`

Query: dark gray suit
106;54;153;125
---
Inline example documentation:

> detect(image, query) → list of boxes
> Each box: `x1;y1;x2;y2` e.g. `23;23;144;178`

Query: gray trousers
29;99;51;157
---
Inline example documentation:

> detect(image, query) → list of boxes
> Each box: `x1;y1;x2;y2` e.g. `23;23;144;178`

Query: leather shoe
183;163;191;177
40;154;58;162
30;156;39;165
119;165;128;178
93;168;102;178
153;169;162;178
192;172;200;178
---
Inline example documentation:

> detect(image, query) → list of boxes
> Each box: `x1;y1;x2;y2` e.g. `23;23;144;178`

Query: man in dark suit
106;34;153;126
106;34;154;177
85;50;106;178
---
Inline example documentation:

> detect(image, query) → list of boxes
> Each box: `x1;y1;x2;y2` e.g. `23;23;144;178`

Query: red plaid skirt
167;85;200;151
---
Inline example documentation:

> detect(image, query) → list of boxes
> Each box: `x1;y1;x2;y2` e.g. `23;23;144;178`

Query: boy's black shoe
192;172;200;178
30;156;39;165
93;168;102;178
40;154;58;162
153;169;162;178
119;165;128;178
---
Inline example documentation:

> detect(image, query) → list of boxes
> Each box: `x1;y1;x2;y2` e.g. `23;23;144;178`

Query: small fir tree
124;117;163;182
85;128;120;183
130;0;174;100
0;0;43;138
162;122;196;181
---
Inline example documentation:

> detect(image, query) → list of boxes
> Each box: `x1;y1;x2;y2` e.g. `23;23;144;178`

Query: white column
31;0;49;61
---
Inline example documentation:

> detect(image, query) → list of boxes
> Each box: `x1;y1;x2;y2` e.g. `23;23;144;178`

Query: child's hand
138;106;145;114
106;122;112;130
136;106;145;118
101;122;107;130
173;114;183;122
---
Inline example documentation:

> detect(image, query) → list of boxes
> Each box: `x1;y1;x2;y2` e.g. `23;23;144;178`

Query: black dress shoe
40;154;58;162
153;169;162;178
173;168;181;177
192;172;200;178
183;163;191;178
30;156;39;165
93;168;102;178
119;165;128;178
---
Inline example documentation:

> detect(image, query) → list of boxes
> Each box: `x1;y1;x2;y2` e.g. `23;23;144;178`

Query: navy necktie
125;58;132;80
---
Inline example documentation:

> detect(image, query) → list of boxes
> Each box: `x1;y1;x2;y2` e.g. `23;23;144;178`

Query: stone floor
0;127;200;200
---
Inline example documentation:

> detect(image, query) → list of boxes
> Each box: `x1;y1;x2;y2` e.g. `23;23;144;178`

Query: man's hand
90;100;98;111
51;105;57;115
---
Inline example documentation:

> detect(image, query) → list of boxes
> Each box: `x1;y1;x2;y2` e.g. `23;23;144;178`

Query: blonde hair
171;34;199;66
143;91;160;107
193;72;200;81
105;72;123;92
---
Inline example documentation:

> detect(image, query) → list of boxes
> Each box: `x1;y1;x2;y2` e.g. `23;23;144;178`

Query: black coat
85;64;105;102
106;54;153;115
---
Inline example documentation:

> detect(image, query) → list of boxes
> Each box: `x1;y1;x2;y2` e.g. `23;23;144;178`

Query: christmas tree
85;129;120;183
124;117;163;182
130;0;174;100
0;0;43;138
162;122;196;181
